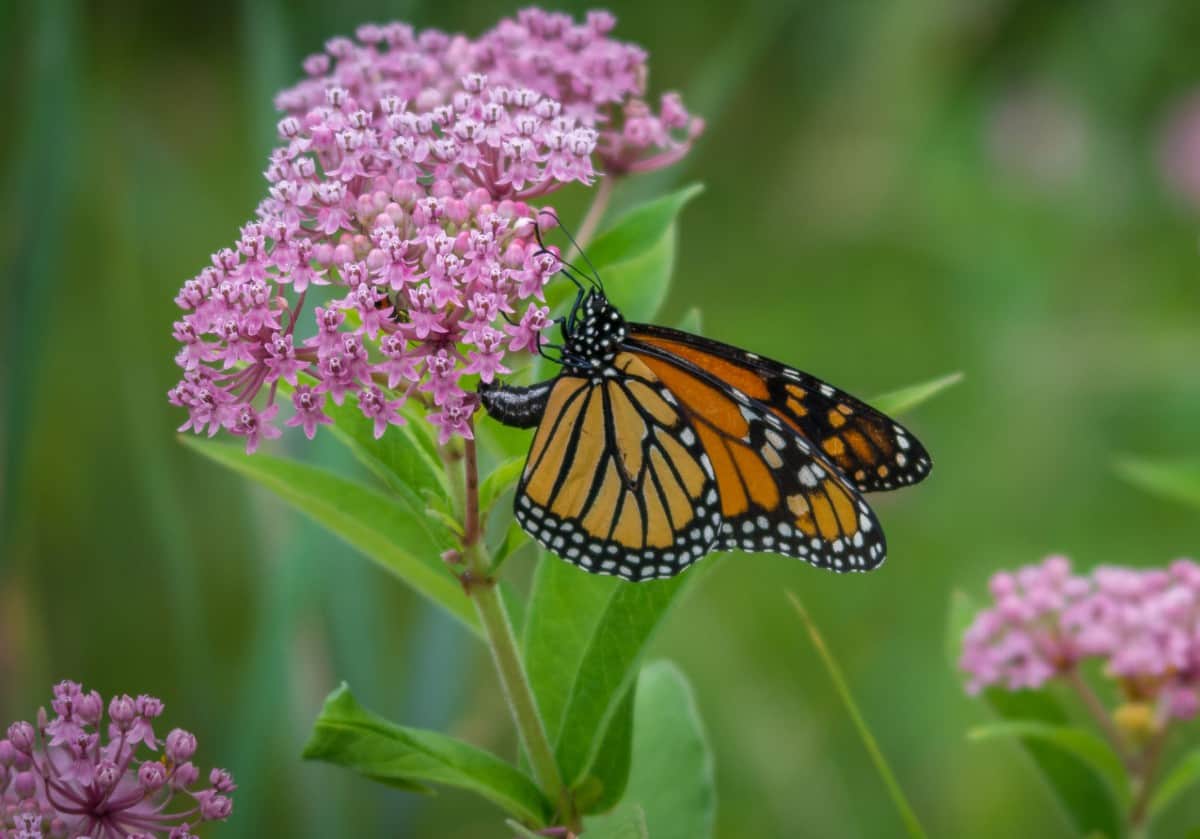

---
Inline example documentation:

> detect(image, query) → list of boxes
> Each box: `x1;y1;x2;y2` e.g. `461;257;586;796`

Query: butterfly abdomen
478;379;555;429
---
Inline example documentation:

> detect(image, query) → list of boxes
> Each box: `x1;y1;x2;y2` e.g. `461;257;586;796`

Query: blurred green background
3;0;1200;836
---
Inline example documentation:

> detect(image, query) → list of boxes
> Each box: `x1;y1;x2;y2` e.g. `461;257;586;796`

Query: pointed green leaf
544;184;703;323
480;455;527;518
304;684;552;825
1150;748;1200;819
968;721;1129;806
489;520;530;575
1115;457;1200;511
180;438;478;634
586;183;704;270
870;372;963;416
585;662;714;839
675;306;703;334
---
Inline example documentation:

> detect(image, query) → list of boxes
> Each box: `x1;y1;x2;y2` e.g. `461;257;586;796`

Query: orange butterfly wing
629;324;932;493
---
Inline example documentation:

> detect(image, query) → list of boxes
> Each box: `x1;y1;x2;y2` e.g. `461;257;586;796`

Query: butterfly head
563;289;627;370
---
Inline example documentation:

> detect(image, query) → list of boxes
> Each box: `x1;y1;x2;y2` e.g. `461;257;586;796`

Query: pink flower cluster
1;681;234;838
960;556;1200;719
169;9;702;450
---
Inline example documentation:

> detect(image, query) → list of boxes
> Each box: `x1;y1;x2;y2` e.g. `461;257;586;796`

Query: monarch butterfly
480;244;932;582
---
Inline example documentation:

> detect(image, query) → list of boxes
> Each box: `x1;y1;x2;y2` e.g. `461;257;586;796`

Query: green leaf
480;455;526;518
585;805;650;839
276;377;451;514
968;721;1129;806
675;306;703;334
489;520;529;575
554;577;687;785
870;371;964;416
523;558;622;743
303;684;552;825
978;689;1124;839
504;819;547;839
586;184;704;270
573;683;636;814
789;592;929;839
1115;457;1200;511
585;662;714;839
1150;748;1200;819
180;438;478;635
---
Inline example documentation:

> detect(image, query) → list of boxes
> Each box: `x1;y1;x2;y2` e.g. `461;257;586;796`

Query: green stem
574;176;615;248
1063;668;1135;767
460;433;574;828
1129;724;1170;839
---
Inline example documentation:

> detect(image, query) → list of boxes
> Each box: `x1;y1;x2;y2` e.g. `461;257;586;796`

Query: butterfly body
480;289;931;582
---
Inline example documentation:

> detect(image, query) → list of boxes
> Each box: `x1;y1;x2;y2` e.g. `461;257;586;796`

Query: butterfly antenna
536;210;605;293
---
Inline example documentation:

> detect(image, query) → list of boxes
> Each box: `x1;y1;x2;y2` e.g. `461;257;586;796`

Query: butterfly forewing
628;324;932;493
513;354;723;581
628;344;886;571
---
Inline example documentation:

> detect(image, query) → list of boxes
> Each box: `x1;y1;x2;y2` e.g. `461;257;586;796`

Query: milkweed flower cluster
168;8;703;449
0;681;234;839
959;555;1200;721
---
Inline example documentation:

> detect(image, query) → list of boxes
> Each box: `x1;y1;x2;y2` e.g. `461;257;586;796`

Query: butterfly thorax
562;290;627;371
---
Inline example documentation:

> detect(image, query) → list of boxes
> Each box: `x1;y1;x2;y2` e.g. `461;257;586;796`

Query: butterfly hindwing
627;324;932;493
513;354;723;581
628;342;887;572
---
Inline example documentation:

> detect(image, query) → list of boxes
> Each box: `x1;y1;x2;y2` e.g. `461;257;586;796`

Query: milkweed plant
954;551;1200;839
168;9;957;838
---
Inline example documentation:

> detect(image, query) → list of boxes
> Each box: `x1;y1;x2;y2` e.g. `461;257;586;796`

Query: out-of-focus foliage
3;1;1199;836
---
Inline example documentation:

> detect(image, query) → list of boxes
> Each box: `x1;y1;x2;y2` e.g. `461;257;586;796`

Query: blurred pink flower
1158;90;1200;209
169;9;703;451
960;556;1200;721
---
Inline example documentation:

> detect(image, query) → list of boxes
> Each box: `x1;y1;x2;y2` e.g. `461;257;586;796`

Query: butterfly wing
625;339;887;572
628;324;932;493
513;353;722;581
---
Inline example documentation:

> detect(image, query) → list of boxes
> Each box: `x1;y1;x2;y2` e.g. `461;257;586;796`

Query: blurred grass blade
181;438;478;634
871;372;964;416
968;721;1129;806
584;663;713;839
1150;748;1200;820
787;591;929;839
979;689;1123;838
304;684;553;825
1115;457;1200;511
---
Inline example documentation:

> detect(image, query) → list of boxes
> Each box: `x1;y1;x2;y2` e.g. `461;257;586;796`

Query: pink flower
169;10;701;447
0;682;234;837
960;556;1200;720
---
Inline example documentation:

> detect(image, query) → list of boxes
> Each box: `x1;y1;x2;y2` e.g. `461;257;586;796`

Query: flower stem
1063;668;1135;766
1129;724;1170;839
573;176;614;249
459;432;573;828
